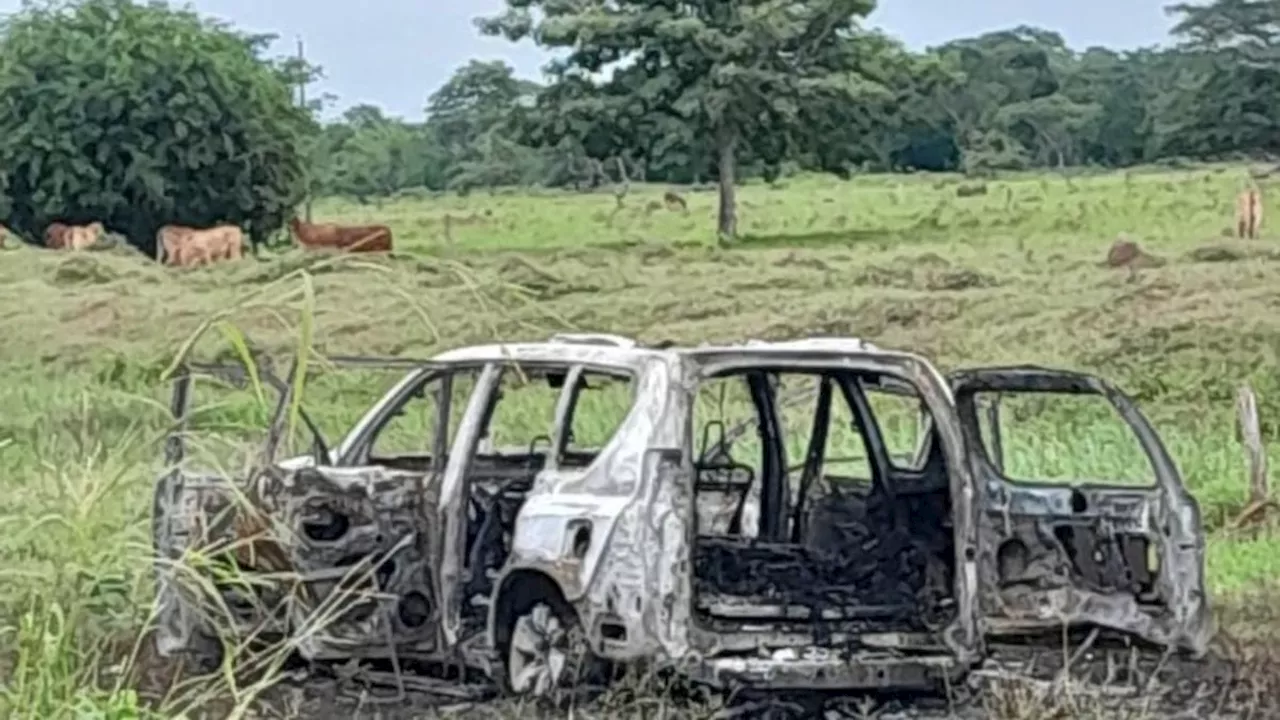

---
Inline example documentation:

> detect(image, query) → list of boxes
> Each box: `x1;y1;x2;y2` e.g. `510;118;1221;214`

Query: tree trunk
716;126;738;239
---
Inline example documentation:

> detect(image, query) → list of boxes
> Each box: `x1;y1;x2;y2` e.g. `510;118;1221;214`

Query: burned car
152;333;1212;697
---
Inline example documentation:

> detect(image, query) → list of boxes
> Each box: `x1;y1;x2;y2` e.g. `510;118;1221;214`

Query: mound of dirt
1103;237;1165;268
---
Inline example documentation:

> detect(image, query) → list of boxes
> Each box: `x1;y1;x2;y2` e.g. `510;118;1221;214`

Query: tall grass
2;164;1280;716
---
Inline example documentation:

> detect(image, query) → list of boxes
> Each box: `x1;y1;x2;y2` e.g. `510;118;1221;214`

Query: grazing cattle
288;217;392;253
45;222;103;250
156;224;244;267
1236;189;1263;239
156;225;186;264
66;222;104;250
44;222;70;248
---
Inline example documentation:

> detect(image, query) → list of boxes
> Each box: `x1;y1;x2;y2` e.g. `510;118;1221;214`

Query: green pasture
2;165;1279;716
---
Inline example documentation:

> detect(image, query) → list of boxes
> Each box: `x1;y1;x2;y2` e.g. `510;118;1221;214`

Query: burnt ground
132;620;1280;719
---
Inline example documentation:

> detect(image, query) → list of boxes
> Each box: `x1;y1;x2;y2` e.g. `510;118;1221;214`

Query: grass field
3;165;1280;717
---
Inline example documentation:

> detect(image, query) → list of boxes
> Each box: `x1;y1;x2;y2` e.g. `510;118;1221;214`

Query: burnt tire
494;592;604;703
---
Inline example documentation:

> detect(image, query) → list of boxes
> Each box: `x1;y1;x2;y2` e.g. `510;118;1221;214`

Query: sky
0;0;1181;121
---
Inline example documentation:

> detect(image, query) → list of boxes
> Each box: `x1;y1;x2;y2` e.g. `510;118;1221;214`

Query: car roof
429;333;929;370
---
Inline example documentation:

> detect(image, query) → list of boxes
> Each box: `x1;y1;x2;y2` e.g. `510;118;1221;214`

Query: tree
479;0;885;239
1151;0;1280;159
0;0;313;252
792;32;960;173
320;105;425;199
932;27;1079;171
1060;48;1153;166
426;60;542;190
996;93;1101;168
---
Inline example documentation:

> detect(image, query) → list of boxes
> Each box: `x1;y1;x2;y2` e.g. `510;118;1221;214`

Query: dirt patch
1103;238;1165;268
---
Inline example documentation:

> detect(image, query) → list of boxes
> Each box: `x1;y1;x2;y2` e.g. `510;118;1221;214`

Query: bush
0;0;312;253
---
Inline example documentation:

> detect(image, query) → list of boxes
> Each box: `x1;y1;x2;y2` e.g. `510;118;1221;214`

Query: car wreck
151;333;1213;698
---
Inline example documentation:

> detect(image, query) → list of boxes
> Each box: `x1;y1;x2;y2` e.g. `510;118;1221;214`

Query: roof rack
547;332;637;348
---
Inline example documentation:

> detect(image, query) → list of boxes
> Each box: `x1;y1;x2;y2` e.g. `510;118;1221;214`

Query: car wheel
502;600;593;701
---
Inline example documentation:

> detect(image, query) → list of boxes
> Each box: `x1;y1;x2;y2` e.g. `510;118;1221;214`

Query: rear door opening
686;362;973;688
949;366;1211;655
440;361;636;643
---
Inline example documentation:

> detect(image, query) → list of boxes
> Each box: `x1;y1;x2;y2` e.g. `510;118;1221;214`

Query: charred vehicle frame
152;334;1213;697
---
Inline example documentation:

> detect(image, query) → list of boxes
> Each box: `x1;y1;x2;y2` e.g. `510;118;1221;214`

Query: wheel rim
507;602;572;697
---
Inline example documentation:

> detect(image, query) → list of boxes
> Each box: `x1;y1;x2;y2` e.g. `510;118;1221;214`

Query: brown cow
45;222;103;250
288;217;392;253
156;224;244;266
44;222;70;248
1236;189;1263;239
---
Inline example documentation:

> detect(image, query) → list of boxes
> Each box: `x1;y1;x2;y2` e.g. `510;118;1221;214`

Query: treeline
310;0;1280;203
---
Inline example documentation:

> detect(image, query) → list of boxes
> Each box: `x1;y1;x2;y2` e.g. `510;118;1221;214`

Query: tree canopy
0;0;312;252
2;0;1276;246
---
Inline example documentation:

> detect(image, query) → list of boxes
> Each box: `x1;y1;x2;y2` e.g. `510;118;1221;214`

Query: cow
45;222;103;250
156;224;244;267
66;222;104;250
288;217;393;253
1236;189;1263;239
44;222;70;248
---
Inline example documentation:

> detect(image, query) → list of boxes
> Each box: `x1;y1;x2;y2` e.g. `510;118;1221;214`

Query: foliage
476;0;886;237
0;0;312;250
9;0;1280;242
302;0;1280;235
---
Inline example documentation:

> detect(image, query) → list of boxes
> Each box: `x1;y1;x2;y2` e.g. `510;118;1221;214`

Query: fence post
1232;384;1273;528
1238;385;1268;505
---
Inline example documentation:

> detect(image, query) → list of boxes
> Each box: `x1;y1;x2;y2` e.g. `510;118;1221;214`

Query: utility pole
297;35;313;222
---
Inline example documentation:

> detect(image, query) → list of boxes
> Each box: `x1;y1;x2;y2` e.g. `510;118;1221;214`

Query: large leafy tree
425;60;543;191
479;0;885;239
321;105;441;199
1151;0;1280;159
0;0;312;252
792;32;959;174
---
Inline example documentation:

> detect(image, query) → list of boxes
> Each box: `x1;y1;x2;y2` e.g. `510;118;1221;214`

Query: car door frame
684;349;985;667
436;359;585;647
154;357;464;661
948;365;1212;656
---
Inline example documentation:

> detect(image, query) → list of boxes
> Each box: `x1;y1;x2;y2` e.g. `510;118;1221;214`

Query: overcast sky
0;0;1180;120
